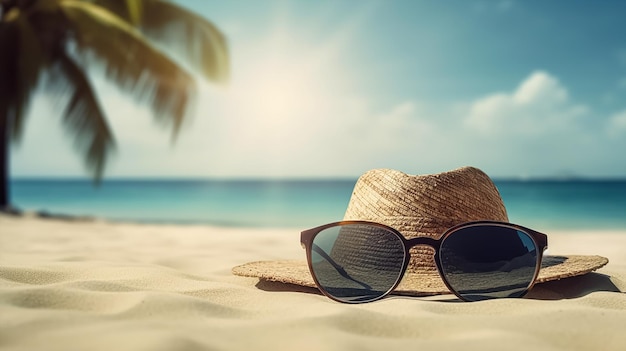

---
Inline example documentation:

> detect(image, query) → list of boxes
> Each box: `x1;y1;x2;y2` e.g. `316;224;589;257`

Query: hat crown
343;167;508;239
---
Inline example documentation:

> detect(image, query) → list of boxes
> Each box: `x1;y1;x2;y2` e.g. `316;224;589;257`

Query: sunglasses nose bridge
403;237;442;276
406;237;440;251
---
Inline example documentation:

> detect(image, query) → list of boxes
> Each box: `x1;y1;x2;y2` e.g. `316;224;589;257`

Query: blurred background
6;0;626;229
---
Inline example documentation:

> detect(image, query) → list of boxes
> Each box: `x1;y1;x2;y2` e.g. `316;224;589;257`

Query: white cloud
368;101;434;140
513;71;567;104
345;71;625;177
466;71;587;136
608;110;626;137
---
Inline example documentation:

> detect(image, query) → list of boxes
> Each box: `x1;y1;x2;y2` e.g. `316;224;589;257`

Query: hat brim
232;255;609;296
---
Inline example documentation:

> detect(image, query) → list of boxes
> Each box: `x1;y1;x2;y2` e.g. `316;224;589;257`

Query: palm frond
87;0;141;25
49;51;116;182
93;0;229;83
60;0;194;134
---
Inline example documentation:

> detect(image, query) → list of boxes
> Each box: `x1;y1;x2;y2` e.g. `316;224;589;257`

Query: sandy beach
0;213;625;351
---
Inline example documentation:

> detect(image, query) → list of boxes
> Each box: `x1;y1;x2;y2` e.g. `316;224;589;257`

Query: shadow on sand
526;272;623;300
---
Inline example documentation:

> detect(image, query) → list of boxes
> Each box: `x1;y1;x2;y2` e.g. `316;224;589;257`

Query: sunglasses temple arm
311;243;373;290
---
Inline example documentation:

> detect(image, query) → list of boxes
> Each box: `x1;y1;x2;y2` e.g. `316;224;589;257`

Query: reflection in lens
311;224;405;303
439;225;539;301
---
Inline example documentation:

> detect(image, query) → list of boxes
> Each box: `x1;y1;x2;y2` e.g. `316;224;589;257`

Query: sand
1;213;625;351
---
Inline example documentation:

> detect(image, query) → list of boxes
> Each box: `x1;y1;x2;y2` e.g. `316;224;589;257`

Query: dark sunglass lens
439;225;539;301
310;224;406;303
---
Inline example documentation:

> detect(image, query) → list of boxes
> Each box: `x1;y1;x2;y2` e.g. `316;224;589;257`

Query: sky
11;0;626;179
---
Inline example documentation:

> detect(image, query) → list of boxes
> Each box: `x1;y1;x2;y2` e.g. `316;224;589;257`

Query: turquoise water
9;179;626;230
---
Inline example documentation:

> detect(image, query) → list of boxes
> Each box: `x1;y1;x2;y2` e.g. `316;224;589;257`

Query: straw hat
232;167;609;296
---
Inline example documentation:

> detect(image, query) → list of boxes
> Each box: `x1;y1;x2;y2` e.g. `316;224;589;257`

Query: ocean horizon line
11;175;626;183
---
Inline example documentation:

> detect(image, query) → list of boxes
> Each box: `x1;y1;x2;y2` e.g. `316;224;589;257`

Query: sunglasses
301;220;548;303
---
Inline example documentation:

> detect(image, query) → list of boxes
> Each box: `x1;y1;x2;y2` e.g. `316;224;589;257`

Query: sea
9;179;626;231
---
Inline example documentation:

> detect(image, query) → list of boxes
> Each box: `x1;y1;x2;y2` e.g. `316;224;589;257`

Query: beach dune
1;213;625;350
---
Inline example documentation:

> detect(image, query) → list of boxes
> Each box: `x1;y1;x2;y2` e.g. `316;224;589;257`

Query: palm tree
0;0;229;209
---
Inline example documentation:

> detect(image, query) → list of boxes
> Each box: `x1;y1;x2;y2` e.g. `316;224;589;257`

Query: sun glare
231;55;318;125
213;13;361;149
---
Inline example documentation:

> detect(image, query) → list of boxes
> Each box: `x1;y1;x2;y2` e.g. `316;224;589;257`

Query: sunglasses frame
301;220;548;303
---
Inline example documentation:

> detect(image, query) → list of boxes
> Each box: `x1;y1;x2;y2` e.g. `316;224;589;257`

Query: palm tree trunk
0;113;9;209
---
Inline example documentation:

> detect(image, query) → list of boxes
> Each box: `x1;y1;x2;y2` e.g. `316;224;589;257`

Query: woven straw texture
343;167;508;273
